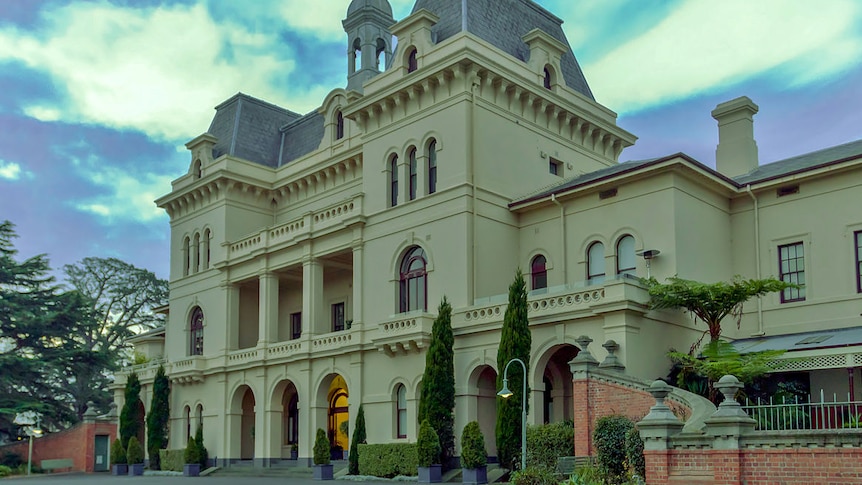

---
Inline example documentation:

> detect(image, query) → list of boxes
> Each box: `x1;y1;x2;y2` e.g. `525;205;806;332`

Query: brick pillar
704;375;755;484
637;381;684;485
569;335;599;459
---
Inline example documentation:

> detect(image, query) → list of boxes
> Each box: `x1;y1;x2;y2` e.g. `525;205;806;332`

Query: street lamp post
497;357;528;471
26;418;43;477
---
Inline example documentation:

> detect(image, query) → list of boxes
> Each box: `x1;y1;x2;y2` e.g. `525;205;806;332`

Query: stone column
352;242;363;326
222;283;240;352
302;257;323;335
637;380;685;485
704;375;756;484
258;272;279;346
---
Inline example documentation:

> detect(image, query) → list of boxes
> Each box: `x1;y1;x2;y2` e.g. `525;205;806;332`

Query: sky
0;0;860;281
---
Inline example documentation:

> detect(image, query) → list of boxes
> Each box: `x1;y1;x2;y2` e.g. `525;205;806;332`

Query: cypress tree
418;296;455;468
495;269;531;470
146;365;170;470
119;371;143;448
348;404;366;474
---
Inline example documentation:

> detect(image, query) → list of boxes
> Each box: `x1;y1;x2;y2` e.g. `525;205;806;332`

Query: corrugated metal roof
732;327;862;354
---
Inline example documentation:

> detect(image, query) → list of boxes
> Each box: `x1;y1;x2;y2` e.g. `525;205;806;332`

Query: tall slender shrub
194;425;209;468
348;405;367;474
126;436;144;465
460;421;487;469
110;438;126;465
418;297;455;468
146;365;170;470
119;372;142;448
496;270;531;469
313;428;331;465
417;419;441;468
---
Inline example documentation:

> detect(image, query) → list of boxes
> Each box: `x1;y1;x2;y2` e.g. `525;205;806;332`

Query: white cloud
0;160;34;181
274;0;415;41
0;2;306;141
583;0;862;114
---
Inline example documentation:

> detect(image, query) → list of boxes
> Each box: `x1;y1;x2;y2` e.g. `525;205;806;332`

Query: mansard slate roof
411;0;594;100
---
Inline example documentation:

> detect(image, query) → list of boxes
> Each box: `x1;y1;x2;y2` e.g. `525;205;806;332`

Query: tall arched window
399;247;427;312
427;139;437;194
336;111;344;140
587;242;605;284
190;307;204;356
543;67;552;89
616;235;636;276
531;255;548;290
389;155;399;207
376;38;386;70
195;404;203;434
193;159;202;179
193;232;201;273
183;236;191;276
407;48;418;73
203;229;211;270
408;147;417;201
396;384;407;438
184;405;191;444
352;38;361;73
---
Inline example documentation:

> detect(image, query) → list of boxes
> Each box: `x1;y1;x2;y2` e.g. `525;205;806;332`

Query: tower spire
343;0;396;92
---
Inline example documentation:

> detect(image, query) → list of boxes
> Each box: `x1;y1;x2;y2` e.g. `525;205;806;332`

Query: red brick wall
573;378;656;457
0;421;117;473
645;448;862;485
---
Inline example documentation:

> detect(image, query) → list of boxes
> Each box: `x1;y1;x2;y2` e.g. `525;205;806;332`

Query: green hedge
159;449;185;472
358;443;417;477
526;420;574;471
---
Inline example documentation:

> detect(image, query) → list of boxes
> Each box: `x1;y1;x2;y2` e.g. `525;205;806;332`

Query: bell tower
343;0;395;92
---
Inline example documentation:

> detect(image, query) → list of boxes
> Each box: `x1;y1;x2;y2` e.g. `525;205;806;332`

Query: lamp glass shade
497;379;513;398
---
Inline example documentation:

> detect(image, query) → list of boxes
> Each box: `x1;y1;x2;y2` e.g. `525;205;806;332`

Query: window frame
427;140;437;194
531;255;548;290
290;312;302;340
336;111;344;140
332;302;346;332
616;235;636;275
587;241;606;284
855;230;862;294
389;155;398;207
778;242;805;302
407;48;418;73
399;247;428;313
543;67;552;89
189;307;204;356
396;384;407;438
408;147;417;201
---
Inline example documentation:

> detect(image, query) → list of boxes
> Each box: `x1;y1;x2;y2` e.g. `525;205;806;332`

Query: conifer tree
146;365;170;469
348;404;366;474
495;270;531;470
119;372;143;448
418;296;455;468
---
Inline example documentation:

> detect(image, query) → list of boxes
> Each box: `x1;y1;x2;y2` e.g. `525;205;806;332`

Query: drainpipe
550;194;567;284
745;184;764;336
468;75;479;303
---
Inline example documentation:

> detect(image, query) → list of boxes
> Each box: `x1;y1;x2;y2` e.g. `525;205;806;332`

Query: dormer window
407;48;418;73
336;111;344;140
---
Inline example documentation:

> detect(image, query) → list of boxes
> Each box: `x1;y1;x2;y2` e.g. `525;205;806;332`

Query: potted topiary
417;419;442;483
126;436;144;476
460;421;488;485
110;438;127;475
312;428;333;480
183;435;201;477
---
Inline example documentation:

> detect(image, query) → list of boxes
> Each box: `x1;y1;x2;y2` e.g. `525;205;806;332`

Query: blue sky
1;0;860;280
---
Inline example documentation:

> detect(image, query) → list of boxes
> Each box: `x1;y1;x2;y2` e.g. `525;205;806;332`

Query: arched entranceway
534;344;578;424
241;388;255;459
471;365;499;457
134;400;145;447
316;374;349;459
270;380;299;459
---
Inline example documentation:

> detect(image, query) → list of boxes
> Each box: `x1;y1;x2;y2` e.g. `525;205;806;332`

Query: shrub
184;437;200;465
110;438;127;465
526;420;574;470
510;465;557;485
624;426;645;479
349;404;367;475
159;449;184;472
357;443;418;477
593;415;634;485
417;419;441;467
0;465;12;477
126;436;144;465
1;452;22;468
460;421;487;469
194;426;209;468
313;428;330;465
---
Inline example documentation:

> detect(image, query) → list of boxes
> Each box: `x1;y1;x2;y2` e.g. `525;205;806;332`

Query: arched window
531;255;548;290
616;235;636;275
190;307;204;356
427;139;437;194
399;247;427;312
336;111;344;140
543;67;552;89
193;232;201;273
396;384;407;438
184;405;191;444
408;147;417;201
376;38;386;70
203;229;211;270
587;242;605;284
352;38;361;73
183;236;191;276
195;404;203;435
407;48;418;73
389;155;399;207
193;160;202;179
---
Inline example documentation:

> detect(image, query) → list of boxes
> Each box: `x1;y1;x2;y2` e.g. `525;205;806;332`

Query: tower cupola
343;0;396;92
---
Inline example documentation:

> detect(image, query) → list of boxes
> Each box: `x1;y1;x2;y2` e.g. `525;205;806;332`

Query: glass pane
617;236;636;272
588;242;605;277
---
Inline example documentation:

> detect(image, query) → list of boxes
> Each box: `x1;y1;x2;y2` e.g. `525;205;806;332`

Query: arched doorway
134;400;145;447
241;387;256;460
472;365;498;457
535;344;578;424
271;380;299;460
327;376;349;458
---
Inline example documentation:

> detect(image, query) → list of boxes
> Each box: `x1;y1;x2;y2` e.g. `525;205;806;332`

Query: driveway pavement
5;474;391;485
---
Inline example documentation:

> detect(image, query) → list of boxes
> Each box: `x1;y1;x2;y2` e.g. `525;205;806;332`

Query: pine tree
495;269;531;470
119;372;143;448
146;365;170;470
348;404;367;474
418;296;455;468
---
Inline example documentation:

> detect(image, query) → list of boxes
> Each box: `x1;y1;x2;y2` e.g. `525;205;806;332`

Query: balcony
373;313;436;356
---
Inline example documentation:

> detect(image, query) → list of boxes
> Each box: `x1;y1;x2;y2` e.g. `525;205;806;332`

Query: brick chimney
711;96;759;178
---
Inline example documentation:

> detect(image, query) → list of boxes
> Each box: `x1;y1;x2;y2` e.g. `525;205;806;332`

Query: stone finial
637;380;684;450
572;335;598;363
83;402;98;423
710;375;750;419
599;339;625;371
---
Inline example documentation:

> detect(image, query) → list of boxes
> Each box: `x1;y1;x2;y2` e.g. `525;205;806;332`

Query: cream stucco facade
116;0;862;467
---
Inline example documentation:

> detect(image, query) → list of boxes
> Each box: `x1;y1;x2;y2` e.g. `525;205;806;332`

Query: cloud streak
0;159;32;181
583;0;862;114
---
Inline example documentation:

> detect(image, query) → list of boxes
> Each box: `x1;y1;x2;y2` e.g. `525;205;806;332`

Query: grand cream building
117;0;862;466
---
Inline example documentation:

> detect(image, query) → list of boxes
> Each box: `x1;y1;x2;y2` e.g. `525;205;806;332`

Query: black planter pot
111;464;128;475
462;466;488;485
128;463;144;476
313;464;334;480
183;464;201;477
418;464;442;483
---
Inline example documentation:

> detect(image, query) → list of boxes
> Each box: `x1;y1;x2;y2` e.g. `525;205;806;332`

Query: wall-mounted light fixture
636;249;661;278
